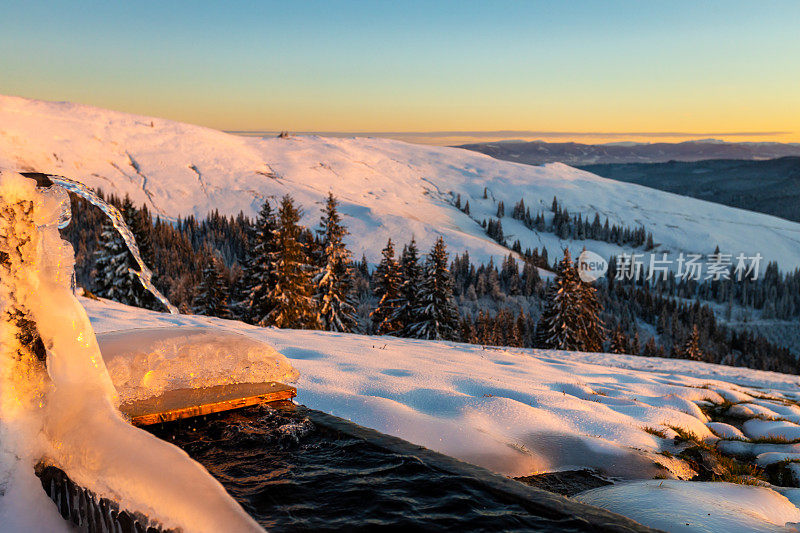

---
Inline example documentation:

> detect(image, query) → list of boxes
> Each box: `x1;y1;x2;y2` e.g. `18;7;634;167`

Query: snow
98;327;299;403
575;480;800;533
80;297;796;481
706;422;747;440
756;452;800;467
3;94;800;270
717;440;800;459
743;420;800;442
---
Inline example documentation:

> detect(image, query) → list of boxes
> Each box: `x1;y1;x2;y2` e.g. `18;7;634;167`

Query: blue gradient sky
2;1;799;142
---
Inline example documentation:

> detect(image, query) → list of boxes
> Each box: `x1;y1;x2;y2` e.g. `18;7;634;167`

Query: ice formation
0;170;263;532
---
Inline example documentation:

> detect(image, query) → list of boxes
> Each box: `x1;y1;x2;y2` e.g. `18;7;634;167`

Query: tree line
63;190;798;375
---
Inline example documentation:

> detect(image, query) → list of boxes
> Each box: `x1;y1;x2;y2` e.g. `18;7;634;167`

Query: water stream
45;173;178;314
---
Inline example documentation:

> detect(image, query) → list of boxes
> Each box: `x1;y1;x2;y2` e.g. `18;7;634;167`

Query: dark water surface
146;405;649;532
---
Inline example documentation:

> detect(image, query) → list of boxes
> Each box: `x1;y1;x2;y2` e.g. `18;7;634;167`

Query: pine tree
262;195;317;328
682;324;703;360
242;200;279;324
193;252;230;317
577;266;605;352
535;249;604;351
407;237;460;340
314;192;358;332
642;337;659;357
371;238;403;334
610;325;630;354
392;238;424;333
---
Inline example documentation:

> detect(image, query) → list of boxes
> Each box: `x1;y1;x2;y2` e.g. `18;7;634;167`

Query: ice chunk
99;327;298;403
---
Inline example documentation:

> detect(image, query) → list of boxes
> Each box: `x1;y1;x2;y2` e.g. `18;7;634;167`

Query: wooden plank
119;381;296;426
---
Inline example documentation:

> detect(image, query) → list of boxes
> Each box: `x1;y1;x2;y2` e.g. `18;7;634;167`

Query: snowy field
81;297;800;532
3;94;800;269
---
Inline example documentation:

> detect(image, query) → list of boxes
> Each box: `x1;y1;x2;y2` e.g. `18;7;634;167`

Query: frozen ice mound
98;327;299;403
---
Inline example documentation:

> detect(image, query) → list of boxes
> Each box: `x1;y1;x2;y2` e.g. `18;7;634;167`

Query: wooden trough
119;381;297;426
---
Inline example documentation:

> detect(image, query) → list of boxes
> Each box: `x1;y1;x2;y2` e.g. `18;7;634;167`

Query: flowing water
148;405;620;532
45;174;178;314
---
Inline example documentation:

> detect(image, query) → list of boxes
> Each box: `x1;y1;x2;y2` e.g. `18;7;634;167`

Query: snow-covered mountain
3;94;800;270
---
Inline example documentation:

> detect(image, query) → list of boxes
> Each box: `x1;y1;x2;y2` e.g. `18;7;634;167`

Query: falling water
45;174;178;314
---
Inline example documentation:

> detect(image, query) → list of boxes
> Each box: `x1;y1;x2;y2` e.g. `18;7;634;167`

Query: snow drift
575;480;800;533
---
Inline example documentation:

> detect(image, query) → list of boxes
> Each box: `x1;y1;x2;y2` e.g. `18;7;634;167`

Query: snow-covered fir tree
193;251;230;317
577;265;605;352
535;249;604;351
262;195;318;329
93;196;154;308
407;237;460;341
314;192;358;332
370;238;403;334
241;200;279;325
682;324;703;360
392;238;424;334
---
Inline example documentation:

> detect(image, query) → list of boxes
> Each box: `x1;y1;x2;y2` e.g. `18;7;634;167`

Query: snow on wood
98;327;299;403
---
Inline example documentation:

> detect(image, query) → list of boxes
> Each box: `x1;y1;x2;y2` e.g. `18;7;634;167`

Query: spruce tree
392;238;423;334
243;200;279;325
263;195;317;329
314;192;358;332
535;249;604;351
193;252;230;317
610;325;630;354
407;237;460;340
371;238;403;334
682;325;703;360
577;266;605;352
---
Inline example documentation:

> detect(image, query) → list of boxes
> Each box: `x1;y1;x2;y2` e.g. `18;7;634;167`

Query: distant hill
457;139;800;166
579;157;800;223
4;94;800;270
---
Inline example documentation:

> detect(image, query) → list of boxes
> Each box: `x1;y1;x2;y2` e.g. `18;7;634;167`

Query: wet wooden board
119;382;296;426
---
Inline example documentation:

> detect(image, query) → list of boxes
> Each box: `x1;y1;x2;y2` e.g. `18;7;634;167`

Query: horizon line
225;130;793;139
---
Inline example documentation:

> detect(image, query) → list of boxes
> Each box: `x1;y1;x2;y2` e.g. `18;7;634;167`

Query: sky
2;1;799;144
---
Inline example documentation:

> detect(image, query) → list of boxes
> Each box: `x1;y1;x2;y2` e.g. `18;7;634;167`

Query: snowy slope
3;95;800;269
84;297;800;479
80;297;800;532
